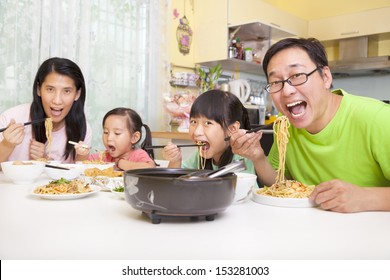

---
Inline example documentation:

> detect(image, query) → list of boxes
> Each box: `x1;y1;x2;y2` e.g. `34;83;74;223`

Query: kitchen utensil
228;79;251;103
0;118;47;133
68;141;100;153
144;143;205;149
180;159;246;179
224;122;274;141
124;168;237;223
45;164;70;170
68;141;89;149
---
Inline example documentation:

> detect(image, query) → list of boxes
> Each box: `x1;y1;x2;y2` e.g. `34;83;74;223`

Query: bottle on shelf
229;39;238;59
235;37;243;60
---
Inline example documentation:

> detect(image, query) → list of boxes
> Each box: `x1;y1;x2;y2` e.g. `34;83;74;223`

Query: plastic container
244;48;253;62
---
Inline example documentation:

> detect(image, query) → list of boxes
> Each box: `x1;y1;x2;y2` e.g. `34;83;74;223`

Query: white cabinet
309;7;390;41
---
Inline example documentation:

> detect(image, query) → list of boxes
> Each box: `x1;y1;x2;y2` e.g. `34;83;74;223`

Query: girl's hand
74;141;90;156
162;142;182;167
2;119;25;147
29;139;46;160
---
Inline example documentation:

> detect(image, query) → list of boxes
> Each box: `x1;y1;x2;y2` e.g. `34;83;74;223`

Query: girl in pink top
77;107;155;170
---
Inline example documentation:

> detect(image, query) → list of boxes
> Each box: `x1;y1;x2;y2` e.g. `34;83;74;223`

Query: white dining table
1;172;390;260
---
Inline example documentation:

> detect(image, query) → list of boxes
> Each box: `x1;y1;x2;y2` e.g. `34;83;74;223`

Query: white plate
31;185;101;200
252;188;315;208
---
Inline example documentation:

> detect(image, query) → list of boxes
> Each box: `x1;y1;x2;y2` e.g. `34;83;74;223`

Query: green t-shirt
268;89;390;187
182;150;256;176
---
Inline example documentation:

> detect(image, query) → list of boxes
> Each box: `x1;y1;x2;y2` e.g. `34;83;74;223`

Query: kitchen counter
152;131;191;140
1;172;390;260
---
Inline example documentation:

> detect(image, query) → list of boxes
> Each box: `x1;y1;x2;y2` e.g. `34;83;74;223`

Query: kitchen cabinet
228;0;307;38
194;0;297;75
309;7;390;41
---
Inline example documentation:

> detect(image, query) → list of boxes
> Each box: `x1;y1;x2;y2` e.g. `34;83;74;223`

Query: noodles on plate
34;178;92;195
257;116;314;198
84;166;123;177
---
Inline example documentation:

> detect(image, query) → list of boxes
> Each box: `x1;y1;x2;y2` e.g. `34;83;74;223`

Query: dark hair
102;107;154;160
190;90;250;169
262;37;329;80
30;57;87;161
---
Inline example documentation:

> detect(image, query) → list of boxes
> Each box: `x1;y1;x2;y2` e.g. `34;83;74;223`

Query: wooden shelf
152;131;191;140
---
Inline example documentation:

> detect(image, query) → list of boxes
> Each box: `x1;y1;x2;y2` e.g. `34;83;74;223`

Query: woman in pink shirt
77;107;155;170
0;57;92;163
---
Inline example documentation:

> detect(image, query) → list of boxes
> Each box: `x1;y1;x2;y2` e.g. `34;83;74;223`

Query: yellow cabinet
309;7;390;41
193;0;228;63
194;0;300;75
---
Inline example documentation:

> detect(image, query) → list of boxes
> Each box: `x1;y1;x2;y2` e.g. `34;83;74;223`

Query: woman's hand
162;142;182;168
2;119;25;147
309;179;368;213
29;139;46;160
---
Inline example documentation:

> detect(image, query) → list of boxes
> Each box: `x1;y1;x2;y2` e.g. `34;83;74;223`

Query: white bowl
1;161;44;184
111;187;125;199
44;164;83;180
75;162;115;170
234;172;257;203
86;176;123;191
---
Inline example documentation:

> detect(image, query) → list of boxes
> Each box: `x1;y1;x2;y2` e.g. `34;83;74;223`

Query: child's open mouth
196;141;209;151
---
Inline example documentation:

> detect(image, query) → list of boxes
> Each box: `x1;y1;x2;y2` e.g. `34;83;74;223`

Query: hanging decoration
176;0;193;55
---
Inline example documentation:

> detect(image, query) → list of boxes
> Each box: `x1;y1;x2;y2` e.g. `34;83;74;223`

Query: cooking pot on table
124;168;237;224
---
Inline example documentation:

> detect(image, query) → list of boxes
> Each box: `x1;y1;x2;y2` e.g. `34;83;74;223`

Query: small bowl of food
44;164;83;180
1;161;45;184
111;185;125;199
88;176;123;191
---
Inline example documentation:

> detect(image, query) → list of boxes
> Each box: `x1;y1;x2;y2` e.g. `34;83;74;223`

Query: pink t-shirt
88;149;153;163
0;103;92;163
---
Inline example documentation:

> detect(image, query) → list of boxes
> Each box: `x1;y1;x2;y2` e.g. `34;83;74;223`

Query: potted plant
196;64;223;93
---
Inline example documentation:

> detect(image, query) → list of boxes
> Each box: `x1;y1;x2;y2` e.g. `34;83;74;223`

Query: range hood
328;35;390;77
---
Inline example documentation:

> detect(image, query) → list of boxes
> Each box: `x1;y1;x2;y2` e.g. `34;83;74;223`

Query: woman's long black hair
30;57;87;161
190;90;251;169
102;107;154;160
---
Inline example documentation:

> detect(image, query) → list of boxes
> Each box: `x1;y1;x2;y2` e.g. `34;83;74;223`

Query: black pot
124;168;237;222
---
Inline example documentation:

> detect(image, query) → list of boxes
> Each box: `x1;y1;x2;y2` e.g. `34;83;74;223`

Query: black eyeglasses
265;66;322;94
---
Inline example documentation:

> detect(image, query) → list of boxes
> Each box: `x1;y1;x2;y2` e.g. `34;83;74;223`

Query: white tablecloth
1;172;389;260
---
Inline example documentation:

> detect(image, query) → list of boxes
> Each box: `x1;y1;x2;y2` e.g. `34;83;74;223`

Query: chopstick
68;141;89;149
0;118;47;133
145;144;205;149
224;123;274;141
45;164;70;170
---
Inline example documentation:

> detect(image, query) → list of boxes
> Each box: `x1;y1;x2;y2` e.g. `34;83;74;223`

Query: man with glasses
230;37;390;213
